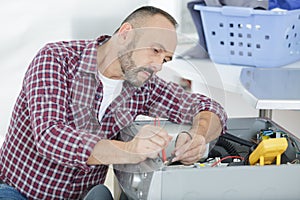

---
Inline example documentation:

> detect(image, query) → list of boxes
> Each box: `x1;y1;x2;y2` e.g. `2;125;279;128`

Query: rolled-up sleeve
147;76;227;134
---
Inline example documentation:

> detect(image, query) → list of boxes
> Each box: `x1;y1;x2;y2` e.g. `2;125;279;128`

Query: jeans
83;185;113;200
0;184;27;200
0;183;113;200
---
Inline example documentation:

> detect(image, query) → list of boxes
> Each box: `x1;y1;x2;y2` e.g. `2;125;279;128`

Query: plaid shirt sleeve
24;43;100;170
145;76;227;134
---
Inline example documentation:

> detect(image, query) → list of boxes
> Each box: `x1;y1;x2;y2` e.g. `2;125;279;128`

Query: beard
124;66;154;87
118;43;154;87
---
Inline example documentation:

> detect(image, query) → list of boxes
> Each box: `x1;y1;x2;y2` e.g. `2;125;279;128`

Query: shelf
240;67;300;110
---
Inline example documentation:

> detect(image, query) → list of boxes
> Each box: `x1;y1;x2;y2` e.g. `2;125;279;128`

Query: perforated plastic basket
194;5;300;67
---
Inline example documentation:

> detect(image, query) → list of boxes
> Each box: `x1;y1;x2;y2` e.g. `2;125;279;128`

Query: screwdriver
154;117;167;162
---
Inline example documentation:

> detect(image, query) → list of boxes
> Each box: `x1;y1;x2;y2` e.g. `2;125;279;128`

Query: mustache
137;67;154;75
124;66;155;87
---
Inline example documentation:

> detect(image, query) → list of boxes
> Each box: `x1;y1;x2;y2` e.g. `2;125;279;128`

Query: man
0;6;227;199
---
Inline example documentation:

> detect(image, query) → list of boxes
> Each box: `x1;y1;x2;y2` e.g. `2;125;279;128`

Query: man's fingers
138;125;169;138
175;132;192;148
177;144;206;163
131;125;173;161
149;134;172;148
173;134;206;164
138;125;172;147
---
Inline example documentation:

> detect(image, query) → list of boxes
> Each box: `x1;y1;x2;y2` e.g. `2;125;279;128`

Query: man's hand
124;125;173;163
170;111;222;165
172;132;206;165
87;125;172;165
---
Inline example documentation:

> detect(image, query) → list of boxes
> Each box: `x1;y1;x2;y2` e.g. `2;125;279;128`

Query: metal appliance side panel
156;165;300;200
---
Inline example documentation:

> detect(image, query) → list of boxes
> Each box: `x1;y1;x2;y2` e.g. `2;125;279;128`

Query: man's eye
153;48;160;54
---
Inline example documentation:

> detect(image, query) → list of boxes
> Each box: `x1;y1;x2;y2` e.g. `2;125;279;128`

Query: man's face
118;16;177;87
118;39;155;87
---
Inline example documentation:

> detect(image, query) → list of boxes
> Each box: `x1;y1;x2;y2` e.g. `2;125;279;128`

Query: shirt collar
78;35;111;74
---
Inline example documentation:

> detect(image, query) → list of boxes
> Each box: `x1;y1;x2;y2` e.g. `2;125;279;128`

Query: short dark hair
114;6;178;33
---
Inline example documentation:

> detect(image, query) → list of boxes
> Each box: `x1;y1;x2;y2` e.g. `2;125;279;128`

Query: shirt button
95;94;100;100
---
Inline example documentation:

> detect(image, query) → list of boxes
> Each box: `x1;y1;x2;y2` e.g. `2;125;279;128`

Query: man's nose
152;55;166;72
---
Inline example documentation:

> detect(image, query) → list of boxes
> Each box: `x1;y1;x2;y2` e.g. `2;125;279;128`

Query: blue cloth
83;185;113;200
0;184;27;200
0;183;113;200
269;0;300;10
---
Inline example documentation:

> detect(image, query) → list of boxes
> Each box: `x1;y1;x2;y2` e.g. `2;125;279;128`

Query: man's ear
117;22;134;44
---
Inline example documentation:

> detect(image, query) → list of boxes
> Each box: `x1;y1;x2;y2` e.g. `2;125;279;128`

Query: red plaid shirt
0;35;227;199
